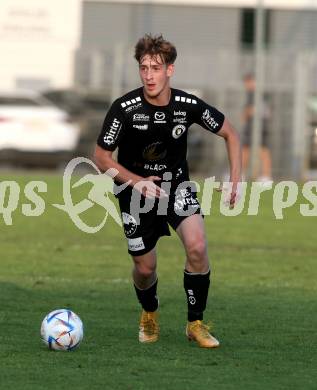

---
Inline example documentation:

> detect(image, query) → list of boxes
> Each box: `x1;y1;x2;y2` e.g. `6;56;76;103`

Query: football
40;309;84;351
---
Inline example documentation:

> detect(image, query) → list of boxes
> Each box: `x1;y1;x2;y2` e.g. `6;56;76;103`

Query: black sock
184;269;210;322
134;278;159;312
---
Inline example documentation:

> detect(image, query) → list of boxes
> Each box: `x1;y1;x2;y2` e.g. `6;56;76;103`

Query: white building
1;0;316;91
0;0;81;90
1;0;316;178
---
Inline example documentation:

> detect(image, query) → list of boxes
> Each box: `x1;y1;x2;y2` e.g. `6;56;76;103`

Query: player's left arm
216;118;242;208
190;95;242;207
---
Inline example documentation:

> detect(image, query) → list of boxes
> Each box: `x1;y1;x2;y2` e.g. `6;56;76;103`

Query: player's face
139;54;174;99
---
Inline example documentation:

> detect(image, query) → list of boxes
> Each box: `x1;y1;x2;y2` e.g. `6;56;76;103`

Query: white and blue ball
41;309;84;351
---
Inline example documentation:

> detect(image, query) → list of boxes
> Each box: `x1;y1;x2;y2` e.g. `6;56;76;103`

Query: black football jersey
97;87;224;179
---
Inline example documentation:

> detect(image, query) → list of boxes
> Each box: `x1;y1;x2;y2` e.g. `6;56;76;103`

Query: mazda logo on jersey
154;112;165;121
143;142;167;161
154;112;166;123
172;124;186;139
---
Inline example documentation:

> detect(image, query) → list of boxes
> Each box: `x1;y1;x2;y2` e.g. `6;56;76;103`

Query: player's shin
134;278;159;312
183;269;210;321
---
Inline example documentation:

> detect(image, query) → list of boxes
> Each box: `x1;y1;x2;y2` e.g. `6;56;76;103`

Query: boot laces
192;321;213;338
141;313;158;335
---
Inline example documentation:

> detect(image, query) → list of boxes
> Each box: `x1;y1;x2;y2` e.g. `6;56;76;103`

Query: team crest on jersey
172;124;186;139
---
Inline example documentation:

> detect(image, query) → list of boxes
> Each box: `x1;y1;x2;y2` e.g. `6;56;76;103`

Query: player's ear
166;63;175;77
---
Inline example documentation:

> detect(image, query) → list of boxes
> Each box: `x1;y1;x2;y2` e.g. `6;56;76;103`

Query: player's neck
143;86;171;107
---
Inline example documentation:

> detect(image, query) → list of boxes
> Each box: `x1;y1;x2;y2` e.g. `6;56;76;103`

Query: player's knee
134;263;156;279
186;238;207;263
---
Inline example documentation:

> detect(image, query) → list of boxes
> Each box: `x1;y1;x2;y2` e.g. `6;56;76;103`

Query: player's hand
217;181;242;209
134;176;168;199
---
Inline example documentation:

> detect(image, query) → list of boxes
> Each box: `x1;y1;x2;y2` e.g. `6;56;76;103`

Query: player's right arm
94;101;166;199
94;147;166;199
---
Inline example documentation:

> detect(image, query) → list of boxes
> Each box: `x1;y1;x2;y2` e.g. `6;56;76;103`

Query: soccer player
94;34;241;348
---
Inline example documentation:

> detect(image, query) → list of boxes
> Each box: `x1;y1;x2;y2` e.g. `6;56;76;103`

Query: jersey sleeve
97;100;125;151
191;97;225;133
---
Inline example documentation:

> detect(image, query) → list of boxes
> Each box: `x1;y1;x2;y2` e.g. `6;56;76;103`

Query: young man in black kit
94;34;241;348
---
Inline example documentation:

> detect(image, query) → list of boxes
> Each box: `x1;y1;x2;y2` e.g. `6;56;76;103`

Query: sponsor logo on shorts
202;109;220;130
122;212;137;237
128;237;145;252
103;118;122;146
180;188;191;197
133;124;148;130
133;113;150;122
174;188;199;212
154;112;166;123
174;196;199;211
172;124;186;139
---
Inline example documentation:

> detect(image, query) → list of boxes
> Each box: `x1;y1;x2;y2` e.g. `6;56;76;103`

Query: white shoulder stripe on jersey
175;96;197;104
121;96;141;108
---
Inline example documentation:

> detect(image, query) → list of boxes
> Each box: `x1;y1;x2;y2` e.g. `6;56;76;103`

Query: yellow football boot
186;320;220;348
139;310;159;343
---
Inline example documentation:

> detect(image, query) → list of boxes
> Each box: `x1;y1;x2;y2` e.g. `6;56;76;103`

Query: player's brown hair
134;34;177;65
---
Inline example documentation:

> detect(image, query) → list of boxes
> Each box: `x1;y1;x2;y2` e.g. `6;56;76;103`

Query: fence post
90;50;104;89
249;0;265;180
111;43;125;103
292;52;309;180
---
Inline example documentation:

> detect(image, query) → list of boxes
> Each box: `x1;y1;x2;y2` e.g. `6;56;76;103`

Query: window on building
240;8;271;49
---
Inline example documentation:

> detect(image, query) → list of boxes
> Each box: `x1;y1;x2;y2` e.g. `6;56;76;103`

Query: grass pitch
0;173;316;389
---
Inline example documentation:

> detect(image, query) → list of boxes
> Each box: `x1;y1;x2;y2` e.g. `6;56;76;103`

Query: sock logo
187;289;196;305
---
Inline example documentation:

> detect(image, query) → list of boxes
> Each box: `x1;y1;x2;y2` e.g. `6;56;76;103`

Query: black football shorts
117;180;202;256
